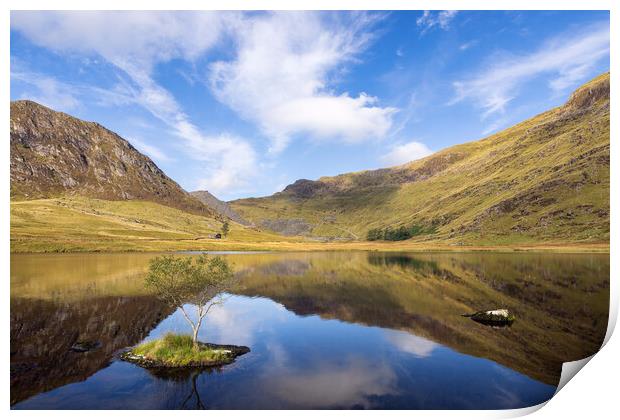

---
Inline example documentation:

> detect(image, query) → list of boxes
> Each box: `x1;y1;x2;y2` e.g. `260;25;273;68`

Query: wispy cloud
11;68;80;111
381;141;433;166
416;11;459;35
481;117;510;136
128;137;172;163
11;11;258;196
459;40;478;51
450;21;609;118
11;11;228;70
11;11;397;195
209;12;396;154
192;134;258;194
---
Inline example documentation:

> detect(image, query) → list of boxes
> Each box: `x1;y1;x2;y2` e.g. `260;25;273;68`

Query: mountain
231;73;610;244
10;100;213;217
190;190;251;226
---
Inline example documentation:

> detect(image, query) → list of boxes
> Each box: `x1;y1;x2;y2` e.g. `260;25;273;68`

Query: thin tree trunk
192;326;200;348
192;307;205;348
179;305;196;332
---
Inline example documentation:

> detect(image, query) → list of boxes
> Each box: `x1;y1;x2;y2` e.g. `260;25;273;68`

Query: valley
10;73;610;253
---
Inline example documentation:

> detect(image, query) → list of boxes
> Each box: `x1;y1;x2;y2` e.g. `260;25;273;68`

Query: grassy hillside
12;196;607;253
10;196;306;252
231;73;610;245
10;75;610;252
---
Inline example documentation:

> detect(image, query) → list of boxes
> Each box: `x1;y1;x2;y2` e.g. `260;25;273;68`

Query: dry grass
128;333;232;367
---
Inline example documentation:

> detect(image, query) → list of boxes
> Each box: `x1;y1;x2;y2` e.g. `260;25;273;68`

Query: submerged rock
462;309;515;326
70;340;101;353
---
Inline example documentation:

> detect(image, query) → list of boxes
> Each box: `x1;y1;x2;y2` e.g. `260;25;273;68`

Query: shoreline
10;240;610;254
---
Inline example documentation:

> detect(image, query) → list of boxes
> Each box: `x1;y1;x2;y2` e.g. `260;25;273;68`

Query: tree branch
178;305;196;330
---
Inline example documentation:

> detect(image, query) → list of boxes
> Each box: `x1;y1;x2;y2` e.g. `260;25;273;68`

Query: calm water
10;252;609;409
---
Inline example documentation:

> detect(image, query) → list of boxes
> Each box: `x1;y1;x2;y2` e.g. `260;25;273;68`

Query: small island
121;333;249;368
122;254;250;370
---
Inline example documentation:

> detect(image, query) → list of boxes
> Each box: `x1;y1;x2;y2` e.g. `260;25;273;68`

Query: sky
10;11;610;200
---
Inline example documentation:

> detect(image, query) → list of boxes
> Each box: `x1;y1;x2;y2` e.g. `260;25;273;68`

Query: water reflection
262;354;398;409
384;330;438;358
368;253;439;271
234;252;608;385
10;251;609;409
10;295;171;405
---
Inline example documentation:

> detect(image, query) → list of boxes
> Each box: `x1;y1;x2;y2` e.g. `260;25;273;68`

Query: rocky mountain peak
10;100;213;217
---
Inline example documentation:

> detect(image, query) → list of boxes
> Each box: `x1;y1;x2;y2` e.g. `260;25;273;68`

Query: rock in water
70;340;101;352
462;309;515;326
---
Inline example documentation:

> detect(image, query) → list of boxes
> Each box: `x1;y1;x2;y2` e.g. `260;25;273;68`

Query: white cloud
10;11;228;71
110;67;257;196
416;11;459;34
381;141;433;166
192;134;258;195
450;21;610;118
12;11;396;193
459;40;478;51
128;137;172;163
11;11;257;196
11;69;80;111
264;94;395;153
208;12;396;154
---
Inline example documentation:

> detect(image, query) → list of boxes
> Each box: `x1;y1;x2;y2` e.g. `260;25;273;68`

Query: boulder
463;309;515;326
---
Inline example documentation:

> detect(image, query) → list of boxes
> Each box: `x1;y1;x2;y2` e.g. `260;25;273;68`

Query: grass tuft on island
121;333;250;368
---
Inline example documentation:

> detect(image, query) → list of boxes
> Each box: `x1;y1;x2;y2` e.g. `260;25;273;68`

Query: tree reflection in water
147;368;223;410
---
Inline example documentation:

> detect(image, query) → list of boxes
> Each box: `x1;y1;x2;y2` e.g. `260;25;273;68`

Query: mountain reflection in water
10;252;609;409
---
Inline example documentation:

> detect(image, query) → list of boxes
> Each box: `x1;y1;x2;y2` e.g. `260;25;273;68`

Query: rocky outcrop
10;100;213;217
191;190;250;225
259;218;313;236
563;72;610;113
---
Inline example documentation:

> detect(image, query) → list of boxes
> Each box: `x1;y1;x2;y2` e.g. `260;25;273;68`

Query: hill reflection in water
11;251;608;409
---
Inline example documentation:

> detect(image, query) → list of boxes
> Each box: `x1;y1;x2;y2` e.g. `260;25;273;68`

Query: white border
3;1;617;419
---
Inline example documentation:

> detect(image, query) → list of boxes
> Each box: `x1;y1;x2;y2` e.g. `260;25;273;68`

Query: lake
10;251;609;409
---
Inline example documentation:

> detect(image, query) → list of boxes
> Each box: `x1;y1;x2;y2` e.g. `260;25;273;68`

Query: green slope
10;196;301;252
231;73;610;245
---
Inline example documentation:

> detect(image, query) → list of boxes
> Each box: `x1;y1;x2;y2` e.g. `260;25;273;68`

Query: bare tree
144;254;234;347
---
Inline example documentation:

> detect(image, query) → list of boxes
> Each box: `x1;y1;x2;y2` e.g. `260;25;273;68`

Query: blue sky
10;11;610;200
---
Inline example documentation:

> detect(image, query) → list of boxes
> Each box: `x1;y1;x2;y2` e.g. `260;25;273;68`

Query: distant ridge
231;73;610;244
191;190;251;226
